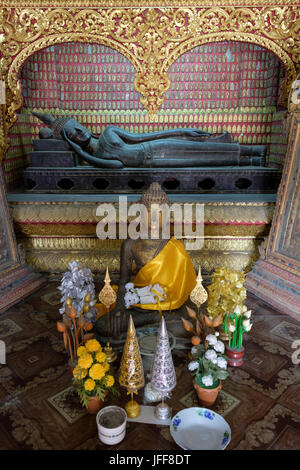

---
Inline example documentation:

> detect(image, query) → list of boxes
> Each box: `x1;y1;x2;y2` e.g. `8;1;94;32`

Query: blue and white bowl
170;407;231;450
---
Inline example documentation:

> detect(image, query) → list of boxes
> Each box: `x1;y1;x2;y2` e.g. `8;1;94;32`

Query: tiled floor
0;283;299;450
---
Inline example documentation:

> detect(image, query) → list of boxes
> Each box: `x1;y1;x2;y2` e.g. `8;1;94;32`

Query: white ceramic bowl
96;406;127;445
170;407;231;450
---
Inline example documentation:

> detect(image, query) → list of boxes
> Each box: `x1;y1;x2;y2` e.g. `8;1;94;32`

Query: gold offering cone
119;315;145;418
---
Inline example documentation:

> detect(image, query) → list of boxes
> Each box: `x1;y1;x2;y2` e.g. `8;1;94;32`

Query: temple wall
4;41;287;188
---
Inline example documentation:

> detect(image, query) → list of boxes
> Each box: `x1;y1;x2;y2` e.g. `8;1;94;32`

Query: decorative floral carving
0;3;299;147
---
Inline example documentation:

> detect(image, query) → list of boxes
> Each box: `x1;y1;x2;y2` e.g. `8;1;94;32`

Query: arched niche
4;40;288;188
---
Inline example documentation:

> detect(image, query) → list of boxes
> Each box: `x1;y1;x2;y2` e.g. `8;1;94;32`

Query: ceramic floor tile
0;282;299;450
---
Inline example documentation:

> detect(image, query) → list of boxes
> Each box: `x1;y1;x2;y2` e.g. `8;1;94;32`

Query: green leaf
216;370;229;380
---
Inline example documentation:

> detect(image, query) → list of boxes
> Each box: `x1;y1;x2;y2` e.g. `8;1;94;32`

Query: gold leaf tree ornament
98;267;117;362
119;315;145;418
206;267;247;319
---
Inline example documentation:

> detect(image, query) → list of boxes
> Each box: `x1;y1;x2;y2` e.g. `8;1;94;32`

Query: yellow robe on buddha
132;237;196;311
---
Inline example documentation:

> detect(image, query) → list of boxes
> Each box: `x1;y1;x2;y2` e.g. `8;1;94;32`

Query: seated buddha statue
95;183;197;338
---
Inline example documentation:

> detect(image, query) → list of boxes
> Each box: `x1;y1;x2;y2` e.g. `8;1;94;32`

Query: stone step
29;151;75;167
33;139;70;151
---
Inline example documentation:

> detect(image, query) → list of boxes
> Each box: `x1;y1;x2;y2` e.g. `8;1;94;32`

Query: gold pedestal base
125;400;141;419
104;342;117;363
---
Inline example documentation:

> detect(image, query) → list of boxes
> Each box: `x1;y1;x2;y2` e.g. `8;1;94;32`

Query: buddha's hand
106;306;129;337
184;129;212;139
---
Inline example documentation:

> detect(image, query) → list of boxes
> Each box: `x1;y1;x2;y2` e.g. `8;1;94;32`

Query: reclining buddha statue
95;182;197;339
32;111;266;168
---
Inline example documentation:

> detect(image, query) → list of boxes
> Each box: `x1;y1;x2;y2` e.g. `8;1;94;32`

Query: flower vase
193;379;222;407
87;396;106;414
225;345;244;367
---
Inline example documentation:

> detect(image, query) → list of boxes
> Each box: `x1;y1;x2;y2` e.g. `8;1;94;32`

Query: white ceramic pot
96;406;127;446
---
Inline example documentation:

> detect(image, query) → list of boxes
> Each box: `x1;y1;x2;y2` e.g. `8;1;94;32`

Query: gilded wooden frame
0;167;19;273
264;84;300;276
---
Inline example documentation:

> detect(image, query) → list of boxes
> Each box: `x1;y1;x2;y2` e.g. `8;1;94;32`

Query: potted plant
72;338;119;414
188;332;229;407
223;305;252;367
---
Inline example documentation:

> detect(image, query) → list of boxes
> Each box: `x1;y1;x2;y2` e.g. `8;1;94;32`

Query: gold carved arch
0;3;299;158
6;33;142;128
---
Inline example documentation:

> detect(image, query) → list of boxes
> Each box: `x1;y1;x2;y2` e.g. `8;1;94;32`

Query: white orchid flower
244;310;252;319
242;319;251;329
234;305;242;315
245;323;253;332
228;324;236;332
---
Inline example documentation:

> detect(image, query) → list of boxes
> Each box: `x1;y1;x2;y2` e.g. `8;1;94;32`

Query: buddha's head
139;183;171;239
32;111;92;146
61;119;92;146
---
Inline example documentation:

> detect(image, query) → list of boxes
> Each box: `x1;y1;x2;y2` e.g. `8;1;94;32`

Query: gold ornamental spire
190;266;208;309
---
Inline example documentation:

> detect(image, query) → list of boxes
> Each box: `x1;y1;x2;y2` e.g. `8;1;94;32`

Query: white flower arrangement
58;261;97;323
188;333;229;389
223;305;253;349
124;283;166;308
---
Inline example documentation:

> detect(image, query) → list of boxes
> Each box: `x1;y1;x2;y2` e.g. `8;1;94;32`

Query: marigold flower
95;351;107;363
89;363;105;380
84;378;96;392
73;366;87;380
78;353;93;369
106;375;115;387
85;339;101;352
77;345;87;357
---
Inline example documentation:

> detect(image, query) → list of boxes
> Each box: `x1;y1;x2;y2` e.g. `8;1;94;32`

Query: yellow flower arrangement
95;351;107;363
85;339;102;352
72;339;119;409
